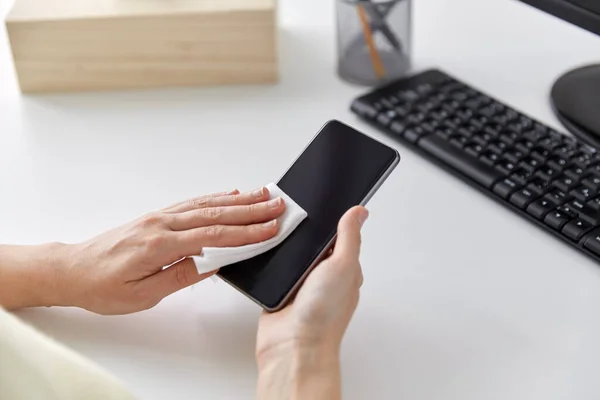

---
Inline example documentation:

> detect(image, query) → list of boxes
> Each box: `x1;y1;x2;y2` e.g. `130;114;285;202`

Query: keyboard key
504;148;525;164
510;188;539;209
564;167;587;182
547;157;570;171
527;178;552;196
430;109;449;122
484;124;502;137
515;140;536;154
544;189;573;206
377;110;397;126
435;128;454;140
396;105;412;118
449;134;469;148
398;89;420;102
417;102;437;113
387;95;400;106
580;144;598;156
582;176;600;192
534;122;548;133
465;99;482;110
558;204;578;218
571;186;594;202
588;164;600;177
494;178;521;199
404;126;429;143
583;229;600;256
499;131;519;145
519;157;541;173
547;130;563;140
510;169;534;186
588;197;600;211
419;134;504;189
480;152;500;166
536;167;560;182
421;120;439;134
553;146;578;159
562;218;594;241
573;153;595;169
553;177;578;193
527;198;556;220
523;130;547;142
531;148;551;164
538;138;562;151
457;109;474;122
465;144;484;158
451;92;469;102
381;98;395;109
417;83;434;95
351;100;378;119
544;210;573;230
470;116;489;129
471;133;492;147
458;126;477;138
568;200;599;225
504;149;527;164
488;141;508;155
390;121;407;136
507;122;525;135
515;113;530;125
408;113;426;125
496;160;517;176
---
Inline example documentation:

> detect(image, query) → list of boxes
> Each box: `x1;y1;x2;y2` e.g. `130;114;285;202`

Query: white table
3;0;600;398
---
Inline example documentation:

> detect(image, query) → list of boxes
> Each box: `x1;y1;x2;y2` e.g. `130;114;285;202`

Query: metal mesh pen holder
337;0;412;86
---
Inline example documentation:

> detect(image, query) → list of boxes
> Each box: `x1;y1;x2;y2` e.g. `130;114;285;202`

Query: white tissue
192;183;307;274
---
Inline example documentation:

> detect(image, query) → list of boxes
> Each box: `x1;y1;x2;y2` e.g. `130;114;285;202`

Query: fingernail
358;209;369;227
268;197;282;208
227;189;239;195
252;187;265;197
262;220;277;228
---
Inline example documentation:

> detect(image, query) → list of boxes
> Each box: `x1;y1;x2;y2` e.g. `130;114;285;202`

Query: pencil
356;2;386;79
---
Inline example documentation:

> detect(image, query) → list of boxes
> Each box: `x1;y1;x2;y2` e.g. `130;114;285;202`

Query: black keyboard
351;69;600;263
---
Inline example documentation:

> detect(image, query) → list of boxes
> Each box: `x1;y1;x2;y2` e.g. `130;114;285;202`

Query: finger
167;197;285;231
162;189;239;213
142;258;216;299
332;206;369;262
186;186;272;209
174;220;279;255
165;187;271;214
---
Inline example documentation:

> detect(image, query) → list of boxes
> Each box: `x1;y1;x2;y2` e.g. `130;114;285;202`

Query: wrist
0;242;77;309
257;341;341;400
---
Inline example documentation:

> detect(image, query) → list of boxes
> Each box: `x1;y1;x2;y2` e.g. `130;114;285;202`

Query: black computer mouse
551;64;600;148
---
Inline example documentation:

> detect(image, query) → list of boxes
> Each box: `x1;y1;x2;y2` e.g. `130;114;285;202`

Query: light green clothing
0;308;135;400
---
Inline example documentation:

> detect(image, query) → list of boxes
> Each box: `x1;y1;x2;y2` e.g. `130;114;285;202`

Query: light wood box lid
7;0;276;22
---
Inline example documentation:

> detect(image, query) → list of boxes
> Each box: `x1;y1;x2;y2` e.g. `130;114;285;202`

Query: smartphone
217;120;400;311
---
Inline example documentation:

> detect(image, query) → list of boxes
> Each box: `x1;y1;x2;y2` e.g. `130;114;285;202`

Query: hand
255;206;368;400
0;187;286;315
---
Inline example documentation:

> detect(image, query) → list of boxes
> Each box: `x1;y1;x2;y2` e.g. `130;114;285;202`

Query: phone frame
218;120;400;312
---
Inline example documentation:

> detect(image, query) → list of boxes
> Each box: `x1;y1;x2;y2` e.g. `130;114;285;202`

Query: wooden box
5;0;278;93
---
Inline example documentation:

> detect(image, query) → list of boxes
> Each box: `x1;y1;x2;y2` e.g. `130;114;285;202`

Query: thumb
333;206;369;262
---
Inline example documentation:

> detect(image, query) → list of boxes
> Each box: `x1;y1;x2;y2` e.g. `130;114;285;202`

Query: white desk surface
2;0;600;398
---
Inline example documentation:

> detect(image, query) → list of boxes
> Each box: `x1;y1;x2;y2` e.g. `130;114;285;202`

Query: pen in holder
336;0;412;86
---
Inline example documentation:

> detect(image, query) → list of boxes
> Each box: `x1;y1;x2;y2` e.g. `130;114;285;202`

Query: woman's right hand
255;206;369;400
0;187;286;315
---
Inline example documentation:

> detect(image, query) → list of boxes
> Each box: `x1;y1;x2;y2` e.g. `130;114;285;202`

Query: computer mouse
551;64;600;147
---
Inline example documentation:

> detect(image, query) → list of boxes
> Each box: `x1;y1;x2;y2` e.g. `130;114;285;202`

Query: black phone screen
218;120;399;310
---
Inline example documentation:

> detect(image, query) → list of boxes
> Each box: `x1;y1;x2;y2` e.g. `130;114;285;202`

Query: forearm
257;344;342;400
0;243;74;310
